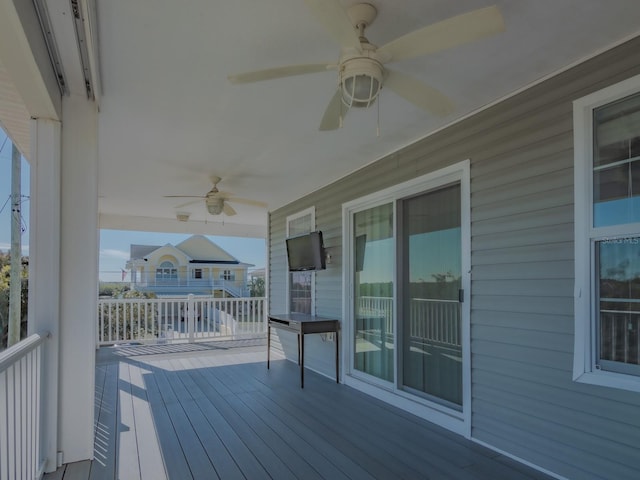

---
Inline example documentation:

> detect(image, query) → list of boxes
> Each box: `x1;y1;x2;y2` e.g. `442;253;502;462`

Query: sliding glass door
400;185;462;408
346;164;469;420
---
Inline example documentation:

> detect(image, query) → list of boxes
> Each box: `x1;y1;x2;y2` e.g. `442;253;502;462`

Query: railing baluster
108;303;113;343
1;370;7;480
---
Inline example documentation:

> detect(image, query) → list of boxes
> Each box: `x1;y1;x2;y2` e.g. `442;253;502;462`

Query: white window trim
573;73;640;393
285;206;316;314
341;160;471;437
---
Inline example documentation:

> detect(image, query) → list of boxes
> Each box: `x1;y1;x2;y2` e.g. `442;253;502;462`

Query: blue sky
0;129;266;282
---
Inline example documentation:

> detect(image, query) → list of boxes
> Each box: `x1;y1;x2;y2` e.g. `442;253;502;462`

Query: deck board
128;361;167;480
47;341;554;480
117;362;142;480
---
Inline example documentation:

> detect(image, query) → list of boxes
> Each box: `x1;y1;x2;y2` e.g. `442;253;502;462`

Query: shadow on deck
45;340;553;479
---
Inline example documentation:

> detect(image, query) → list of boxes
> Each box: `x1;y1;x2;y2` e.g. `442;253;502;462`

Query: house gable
145;244;191;266
176;235;238;263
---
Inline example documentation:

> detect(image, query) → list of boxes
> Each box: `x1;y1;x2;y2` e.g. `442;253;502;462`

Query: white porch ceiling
7;0;640;236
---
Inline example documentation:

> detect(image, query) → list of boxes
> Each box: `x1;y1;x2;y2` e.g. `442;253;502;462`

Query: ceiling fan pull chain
376;92;380;137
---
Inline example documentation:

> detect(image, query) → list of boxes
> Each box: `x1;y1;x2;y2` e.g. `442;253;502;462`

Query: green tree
249;276;265;297
99;282;131;298
0;251;28;349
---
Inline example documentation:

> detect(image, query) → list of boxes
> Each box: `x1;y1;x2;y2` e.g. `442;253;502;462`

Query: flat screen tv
286;231;326;271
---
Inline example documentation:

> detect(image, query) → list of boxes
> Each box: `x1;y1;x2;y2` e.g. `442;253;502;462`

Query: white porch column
58;94;98;463
28;117;61;473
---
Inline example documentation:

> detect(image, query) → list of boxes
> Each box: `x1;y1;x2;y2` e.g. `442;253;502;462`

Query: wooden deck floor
45;340;553;480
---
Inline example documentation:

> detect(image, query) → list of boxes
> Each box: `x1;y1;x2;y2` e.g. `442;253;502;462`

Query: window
574;74;640;391
194;268;202;279
221;269;235;281
156;261;177;281
286;207;315;314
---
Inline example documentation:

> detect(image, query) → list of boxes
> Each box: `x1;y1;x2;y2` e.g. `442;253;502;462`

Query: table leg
297;333;301;365
300;333;305;388
335;330;339;383
267;324;270;370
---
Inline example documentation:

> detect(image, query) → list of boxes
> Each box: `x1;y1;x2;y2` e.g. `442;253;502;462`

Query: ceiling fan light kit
340;54;383;108
205;196;225;215
340;3;382;108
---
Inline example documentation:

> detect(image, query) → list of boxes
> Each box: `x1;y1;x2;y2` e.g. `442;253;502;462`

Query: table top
268;313;338;323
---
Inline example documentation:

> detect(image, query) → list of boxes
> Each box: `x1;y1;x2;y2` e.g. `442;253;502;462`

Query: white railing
0;332;49;480
599;309;640;366
410;298;461;347
97;295;266;345
357;296;461;347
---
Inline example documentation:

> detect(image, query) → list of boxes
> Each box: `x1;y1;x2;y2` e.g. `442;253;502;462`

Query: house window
287;207;315;314
574;74;640;390
194;268;202;279
156;261;177;281
221;269;235;281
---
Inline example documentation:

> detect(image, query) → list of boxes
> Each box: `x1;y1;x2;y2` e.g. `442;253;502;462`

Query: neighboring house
125;235;252;297
249;267;265;280
268;39;640;480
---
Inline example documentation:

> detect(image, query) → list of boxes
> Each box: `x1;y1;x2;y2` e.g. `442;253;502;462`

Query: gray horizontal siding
269;36;640;479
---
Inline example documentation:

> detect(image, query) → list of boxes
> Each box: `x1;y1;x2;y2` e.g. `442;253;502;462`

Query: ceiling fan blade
163;195;203;198
228;63;335;84
303;0;362;51
227;197;268;208
319;89;347;131
222;203;237;216
172;199;202;209
377;6;504;63
384;69;454;117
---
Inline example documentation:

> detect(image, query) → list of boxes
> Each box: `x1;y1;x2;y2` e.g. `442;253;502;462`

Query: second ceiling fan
228;1;505;131
164;176;267;217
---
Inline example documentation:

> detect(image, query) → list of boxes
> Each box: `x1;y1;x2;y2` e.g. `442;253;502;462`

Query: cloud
100;249;129;260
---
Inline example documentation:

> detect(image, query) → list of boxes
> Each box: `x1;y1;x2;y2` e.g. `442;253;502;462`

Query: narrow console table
267;313;340;388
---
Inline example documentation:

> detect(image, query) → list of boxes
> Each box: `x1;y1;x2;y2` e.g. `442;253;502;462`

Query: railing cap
0;332;50;373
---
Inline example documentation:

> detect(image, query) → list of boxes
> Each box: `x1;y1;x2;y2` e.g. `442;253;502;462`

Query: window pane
289;214;312;237
593;92;640;227
353;203;394;382
290;271;312;314
597;238;640;369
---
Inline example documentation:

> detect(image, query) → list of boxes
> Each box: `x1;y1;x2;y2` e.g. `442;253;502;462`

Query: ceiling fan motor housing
340;46;384;108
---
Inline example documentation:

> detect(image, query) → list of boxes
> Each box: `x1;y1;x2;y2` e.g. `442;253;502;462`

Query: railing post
187;294;195;343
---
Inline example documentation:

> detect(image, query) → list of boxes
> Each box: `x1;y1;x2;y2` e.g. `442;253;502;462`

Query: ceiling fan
228;2;505;130
164;176;267;217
